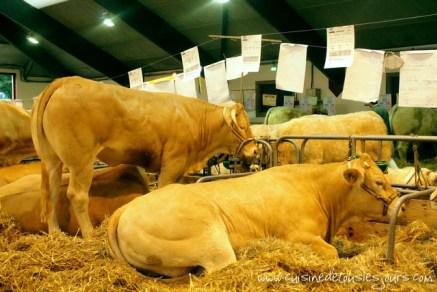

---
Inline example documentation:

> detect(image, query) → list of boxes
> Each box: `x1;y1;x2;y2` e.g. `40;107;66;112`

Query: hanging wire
109;38;218;81
108;12;437;81
263;12;437;36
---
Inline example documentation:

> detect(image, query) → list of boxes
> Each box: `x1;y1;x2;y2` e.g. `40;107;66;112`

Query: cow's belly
97;147;160;172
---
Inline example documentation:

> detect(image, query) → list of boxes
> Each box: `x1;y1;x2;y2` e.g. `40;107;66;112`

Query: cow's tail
388;104;398;134
107;204;130;264
31;78;66;222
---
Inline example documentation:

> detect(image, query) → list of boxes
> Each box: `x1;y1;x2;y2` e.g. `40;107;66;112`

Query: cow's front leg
293;233;339;259
158;156;188;187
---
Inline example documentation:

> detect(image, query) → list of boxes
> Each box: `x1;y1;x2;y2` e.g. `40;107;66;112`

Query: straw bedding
0;213;435;291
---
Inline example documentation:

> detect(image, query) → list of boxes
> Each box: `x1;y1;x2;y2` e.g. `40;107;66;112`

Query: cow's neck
315;164;356;242
187;104;236;171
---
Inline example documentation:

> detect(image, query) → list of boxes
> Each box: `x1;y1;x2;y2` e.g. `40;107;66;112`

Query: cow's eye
375;179;384;187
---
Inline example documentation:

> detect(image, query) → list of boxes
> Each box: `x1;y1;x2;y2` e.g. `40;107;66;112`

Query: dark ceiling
1;0;437;91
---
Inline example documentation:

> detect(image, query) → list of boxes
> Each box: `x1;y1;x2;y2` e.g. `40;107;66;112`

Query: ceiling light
270;66;277;72
26;36;39;44
216;0;230;3
103;18;115;27
23;0;68;9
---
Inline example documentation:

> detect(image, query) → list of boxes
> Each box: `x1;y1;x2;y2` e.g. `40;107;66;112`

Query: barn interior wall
5;62;388;114
1;68;49;109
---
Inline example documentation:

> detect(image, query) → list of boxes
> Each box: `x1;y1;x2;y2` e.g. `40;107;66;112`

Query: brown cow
0;165;147;235
107;154;399;277
251;111;392;164
0;162;41;187
31;76;257;238
0;103;36;166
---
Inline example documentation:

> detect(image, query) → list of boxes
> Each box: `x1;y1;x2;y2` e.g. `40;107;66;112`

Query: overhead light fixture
23;0;68;9
26;35;39;44
270;66;277;72
103;18;115;27
216;0;230;3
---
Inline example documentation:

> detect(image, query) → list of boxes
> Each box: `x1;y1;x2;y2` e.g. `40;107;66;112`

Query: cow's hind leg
66;164;94;238
43;158;63;234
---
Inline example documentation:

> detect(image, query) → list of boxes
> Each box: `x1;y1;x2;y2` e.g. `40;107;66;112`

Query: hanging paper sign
276;43;308;93
128;68;143;88
324;25;355;69
283;95;295;107
323;96;336;115
226;56;248;80
204;60;230;104
181;46;202;81
342;49;384;102
399;50;437;107
174;73;197;98
299;96;312;113
262;94;277;106
241;35;262;72
244;90;256;111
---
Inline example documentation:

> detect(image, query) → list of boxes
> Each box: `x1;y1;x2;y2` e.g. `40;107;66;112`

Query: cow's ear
343;168;362;185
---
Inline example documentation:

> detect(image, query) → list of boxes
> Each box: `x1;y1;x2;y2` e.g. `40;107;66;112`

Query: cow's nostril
401;206;406;212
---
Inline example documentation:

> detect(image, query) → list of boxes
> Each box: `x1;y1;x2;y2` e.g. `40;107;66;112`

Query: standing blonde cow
251;111;392;164
0;103;36;166
107;154;399;277
31;76;257;238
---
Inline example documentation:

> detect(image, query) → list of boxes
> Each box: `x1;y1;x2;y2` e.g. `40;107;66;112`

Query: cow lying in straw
386;166;437;200
0;162;41;187
0;165;146;235
0;103;36;166
107;153;399;277
31;76;258;237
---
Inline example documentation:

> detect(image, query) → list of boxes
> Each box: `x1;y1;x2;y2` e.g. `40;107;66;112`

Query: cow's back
264;107;307;125
390;105;437;160
391;105;437;136
0;162;41;187
276;111;391;163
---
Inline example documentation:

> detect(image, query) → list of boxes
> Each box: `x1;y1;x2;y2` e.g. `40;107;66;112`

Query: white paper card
181;46;202;81
283;95;295;107
324;25;355;68
204;60;230;104
142;80;176;94
241;35;262;72
323;96;336;115
399;50;437;107
174;73;197;98
342;49;384;102
276;43;308;93
262;94;277;106
226;56;248;80
128;68;143;88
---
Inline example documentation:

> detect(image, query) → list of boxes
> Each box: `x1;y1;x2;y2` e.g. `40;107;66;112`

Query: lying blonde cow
0;103;36;166
31;76;257;237
0;165;146;235
107;154;399;277
251;111;391;164
387;167;437;186
386;166;437;200
0;162;41;187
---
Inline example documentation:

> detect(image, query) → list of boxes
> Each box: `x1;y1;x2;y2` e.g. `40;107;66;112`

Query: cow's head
223;103;258;159
343;153;399;219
